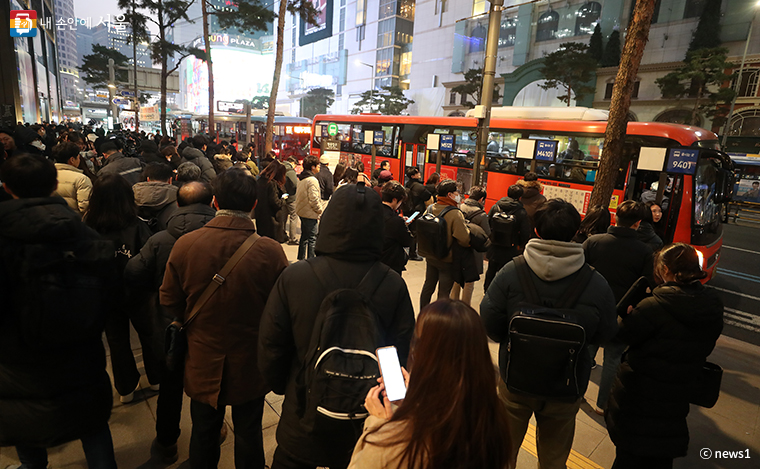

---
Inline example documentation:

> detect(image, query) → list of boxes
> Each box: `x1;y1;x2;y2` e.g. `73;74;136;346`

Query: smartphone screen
406;211;420;224
376;346;406;402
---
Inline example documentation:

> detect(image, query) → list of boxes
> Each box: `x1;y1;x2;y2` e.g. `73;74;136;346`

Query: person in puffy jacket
451;185;490;306
181;135;216;183
133;162;179;233
636;201;664;251
0;154;117;469
294;156;323;260
517;172;546;227
606;243;723;469
51;141;92;214
255;160;287;242
484;184;531;291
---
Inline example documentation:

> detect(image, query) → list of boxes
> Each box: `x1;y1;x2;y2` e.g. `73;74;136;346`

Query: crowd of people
0;121;723;469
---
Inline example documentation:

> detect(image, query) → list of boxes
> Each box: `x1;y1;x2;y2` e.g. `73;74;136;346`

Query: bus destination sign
535;140;558;162
666;148;699;175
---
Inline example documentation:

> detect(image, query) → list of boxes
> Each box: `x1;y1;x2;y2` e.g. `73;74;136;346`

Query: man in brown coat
160;168;289;469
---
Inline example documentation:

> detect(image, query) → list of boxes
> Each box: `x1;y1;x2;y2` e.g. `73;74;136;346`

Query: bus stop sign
328;123;338;136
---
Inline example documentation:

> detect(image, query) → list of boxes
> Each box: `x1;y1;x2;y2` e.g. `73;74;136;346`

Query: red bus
311;108;733;279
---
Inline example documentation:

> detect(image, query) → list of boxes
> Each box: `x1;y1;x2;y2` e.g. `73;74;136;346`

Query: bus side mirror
714;169;734;204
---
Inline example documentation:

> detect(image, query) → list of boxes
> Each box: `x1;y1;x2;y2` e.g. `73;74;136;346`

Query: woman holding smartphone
348;299;510;469
605;243;723;469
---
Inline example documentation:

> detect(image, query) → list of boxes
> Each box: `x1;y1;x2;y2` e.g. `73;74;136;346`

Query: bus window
351;124;396;157
337;124;352;152
530;134;603;184
313;123;325;149
486;131;522;174
693;158;722;246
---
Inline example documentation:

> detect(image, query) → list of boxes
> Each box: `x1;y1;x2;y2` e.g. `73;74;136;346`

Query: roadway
709;222;760;346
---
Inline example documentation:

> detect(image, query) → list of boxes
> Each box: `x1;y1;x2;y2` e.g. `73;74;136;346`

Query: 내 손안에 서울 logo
10;10;37;37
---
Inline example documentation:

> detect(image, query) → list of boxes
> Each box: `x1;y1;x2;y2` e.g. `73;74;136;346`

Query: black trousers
612;450;673;469
484;247;519;292
104;300;161;396
189;397;265;469
155;358;185;447
271;447;349;469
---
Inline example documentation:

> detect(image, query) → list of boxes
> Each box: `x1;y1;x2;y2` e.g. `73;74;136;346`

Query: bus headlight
696;249;705;269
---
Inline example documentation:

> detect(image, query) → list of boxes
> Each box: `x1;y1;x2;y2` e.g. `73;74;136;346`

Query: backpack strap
355;262;391;301
439;205;459;218
465;208;485;222
514;255;541;304
557;264;595;309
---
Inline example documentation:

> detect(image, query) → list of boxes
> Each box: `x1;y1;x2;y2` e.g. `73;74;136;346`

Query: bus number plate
666;149;699;175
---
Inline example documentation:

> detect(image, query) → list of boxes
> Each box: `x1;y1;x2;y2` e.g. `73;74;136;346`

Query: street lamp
721;1;760;149
356;60;375;113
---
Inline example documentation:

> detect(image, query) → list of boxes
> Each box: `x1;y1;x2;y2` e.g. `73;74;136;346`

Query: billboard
300;0;333;46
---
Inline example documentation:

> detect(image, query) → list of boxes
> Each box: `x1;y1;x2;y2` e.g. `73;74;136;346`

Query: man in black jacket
181;135;217;183
583;199;653;415
0;154;117;469
124;181;216;463
259;183;415;469
380;181;414;275
283;158;299;245
133;162;179;233
481;199;617;469
403;167;430;261
98;139;144;185
316;155;334;202
485;184;532;291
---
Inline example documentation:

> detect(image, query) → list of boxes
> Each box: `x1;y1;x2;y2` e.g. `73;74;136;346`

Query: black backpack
463;208;490;253
490;204;518;247
300;259;390;433
416;206;458;259
12;236;115;349
505;256;595;400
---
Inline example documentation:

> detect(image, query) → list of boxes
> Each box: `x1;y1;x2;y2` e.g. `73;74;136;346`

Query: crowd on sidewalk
0;122;723;469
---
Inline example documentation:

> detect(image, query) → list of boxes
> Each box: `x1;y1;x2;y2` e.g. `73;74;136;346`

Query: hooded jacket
181;146;216;183
418;198;470;263
283;161;298;202
254;176;286;242
516;179;546;222
295;170;323;219
98;151;144;186
258;183;416;467
486;196;532;262
0;198;113;447
481;238;617;393
606;282;723;458
54;162;92;214
133;181;179;232
460;198;490;275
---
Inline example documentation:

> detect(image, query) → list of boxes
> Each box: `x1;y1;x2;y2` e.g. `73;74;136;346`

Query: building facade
1;0;62;125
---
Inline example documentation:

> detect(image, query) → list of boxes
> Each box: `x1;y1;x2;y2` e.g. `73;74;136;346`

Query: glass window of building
536;10;559;42
735;69;760;98
469;21;487;53
728;108;760;137
473;0;487;16
683;0;707;19
655;109;701;127
575;2;602;36
377;18;396;48
499;17;517;48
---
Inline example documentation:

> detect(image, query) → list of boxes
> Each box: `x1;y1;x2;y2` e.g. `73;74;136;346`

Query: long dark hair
654;243;707;285
84;174;138;234
425;172;440;186
577;205;611;239
367;300;510;469
260;159;286;185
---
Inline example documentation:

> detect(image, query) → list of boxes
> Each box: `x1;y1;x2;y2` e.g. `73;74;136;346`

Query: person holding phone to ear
348;299;511;469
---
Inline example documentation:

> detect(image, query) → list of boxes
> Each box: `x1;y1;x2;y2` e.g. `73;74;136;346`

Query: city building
1;0;62;125
275;0;759;143
54;0;80;118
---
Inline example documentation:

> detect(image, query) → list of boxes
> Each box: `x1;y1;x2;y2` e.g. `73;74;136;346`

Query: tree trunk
202;0;215;142
691;83;703;125
588;0;658;209
158;3;168;136
265;0;288;156
567;85;572;107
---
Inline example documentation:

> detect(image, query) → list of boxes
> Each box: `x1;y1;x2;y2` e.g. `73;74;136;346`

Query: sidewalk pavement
1;244;758;468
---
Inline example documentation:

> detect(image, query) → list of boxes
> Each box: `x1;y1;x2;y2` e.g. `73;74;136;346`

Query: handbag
688;361;723;408
164;233;261;371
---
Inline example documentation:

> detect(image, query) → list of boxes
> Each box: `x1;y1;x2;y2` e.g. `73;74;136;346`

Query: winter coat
133;181;179;232
424;183;437;203
255;177;286;242
160;215;288;408
380;203;414;274
583;226;654;302
0;197;113;447
516;179;546;223
606;282;723;458
418;198;470;263
316;164;334;201
405;178;431;214
460;198;490;275
636;221;663;251
481;238;618;394
258;184;416;467
284;161;298;201
181;147;216;183
54;162;92;213
98;151;144;186
349;416;411;469
295;171;323;220
97;220;153;309
486;196;532;265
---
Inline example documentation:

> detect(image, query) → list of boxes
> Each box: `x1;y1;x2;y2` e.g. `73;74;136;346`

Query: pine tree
589;24;604;64
539;43;598;106
601;30;622;67
689;0;722;52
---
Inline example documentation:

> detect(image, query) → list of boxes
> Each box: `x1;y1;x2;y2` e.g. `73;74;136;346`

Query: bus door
424;149;457;183
403;143;426;183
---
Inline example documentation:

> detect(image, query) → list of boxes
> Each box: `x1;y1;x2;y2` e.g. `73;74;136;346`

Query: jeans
285;202;299;243
15;424;117;469
589;339;627;410
502;389;582;469
419;258;455;309
297;217;318;260
189;397;265;469
271;447;349;469
104;299;161;396
155;357;185;446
